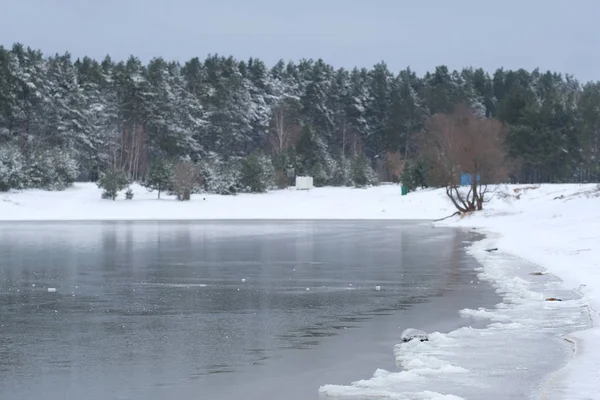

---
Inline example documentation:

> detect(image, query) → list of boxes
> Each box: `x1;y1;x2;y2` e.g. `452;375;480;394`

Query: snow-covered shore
443;184;600;400
1;182;599;398
0;182;454;221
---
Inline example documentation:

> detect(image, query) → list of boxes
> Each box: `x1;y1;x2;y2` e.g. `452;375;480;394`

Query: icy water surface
318;234;593;400
0;221;498;400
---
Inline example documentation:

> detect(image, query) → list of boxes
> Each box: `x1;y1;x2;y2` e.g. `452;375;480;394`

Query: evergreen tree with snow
295;125;335;186
202;55;253;156
97;168;129;200
351;154;379;188
387;68;428;159
331;155;352;187
0;143;26;191
240;153;274;193
365;62;393;157
301;59;335;145
199;155;243;195
143;160;173;199
400;159;428;192
25;148;78;190
1;41;599;190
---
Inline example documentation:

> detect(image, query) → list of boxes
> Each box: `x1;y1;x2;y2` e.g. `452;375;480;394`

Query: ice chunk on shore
401;328;429;343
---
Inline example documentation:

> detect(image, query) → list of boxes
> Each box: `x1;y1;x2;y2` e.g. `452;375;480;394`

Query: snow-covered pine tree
1;42;599;189
203;55;253;157
97;167;129;200
365;62;393;157
44;52;94;170
453;69;486;117
145;58;204;164
331;155;352;187
295;125;335;186
143;159;173;199
240;153;275;193
0;143;26;191
351;153;379;188
6;44;48;145
25;148;78;190
74;55;121;181
301;59;335;145
243;58;273;151
199;154;243;195
343;68;370;156
387;68;429;162
422;65;457;115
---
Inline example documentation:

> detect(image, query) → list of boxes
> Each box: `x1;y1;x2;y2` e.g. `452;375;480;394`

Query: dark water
0;221;499;400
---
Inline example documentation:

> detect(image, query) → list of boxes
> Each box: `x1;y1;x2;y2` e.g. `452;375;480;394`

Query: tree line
0;42;599;196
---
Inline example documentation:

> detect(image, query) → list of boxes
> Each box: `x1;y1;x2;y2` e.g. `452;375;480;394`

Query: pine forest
1;43;599;197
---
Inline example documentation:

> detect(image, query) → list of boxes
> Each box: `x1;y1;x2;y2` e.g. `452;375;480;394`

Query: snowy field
1;182;599;399
0;182;454;221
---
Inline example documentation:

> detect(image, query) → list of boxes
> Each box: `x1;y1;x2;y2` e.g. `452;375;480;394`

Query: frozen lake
0;221;499;400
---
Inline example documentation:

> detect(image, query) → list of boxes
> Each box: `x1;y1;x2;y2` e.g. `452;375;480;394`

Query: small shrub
125;188;134;200
97;168;129;200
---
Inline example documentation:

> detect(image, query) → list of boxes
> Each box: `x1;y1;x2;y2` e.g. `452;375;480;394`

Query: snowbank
441;184;600;400
1;182;599;398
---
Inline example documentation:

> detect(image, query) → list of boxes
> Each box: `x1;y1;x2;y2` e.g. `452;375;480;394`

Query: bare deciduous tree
419;104;508;213
385;151;404;182
268;99;300;155
172;161;198;201
118;121;147;181
336;116;361;158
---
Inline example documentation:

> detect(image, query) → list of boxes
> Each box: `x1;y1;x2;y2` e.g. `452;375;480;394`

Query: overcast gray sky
2;0;599;81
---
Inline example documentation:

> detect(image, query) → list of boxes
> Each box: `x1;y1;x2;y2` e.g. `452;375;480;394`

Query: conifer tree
143;160;173;199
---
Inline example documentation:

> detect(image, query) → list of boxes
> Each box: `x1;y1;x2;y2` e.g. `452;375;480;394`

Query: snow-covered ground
0;182;454;221
446;184;600;400
319;184;600;400
1;182;599;399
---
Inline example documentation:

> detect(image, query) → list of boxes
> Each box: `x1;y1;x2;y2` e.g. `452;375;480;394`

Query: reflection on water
0;221;489;400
